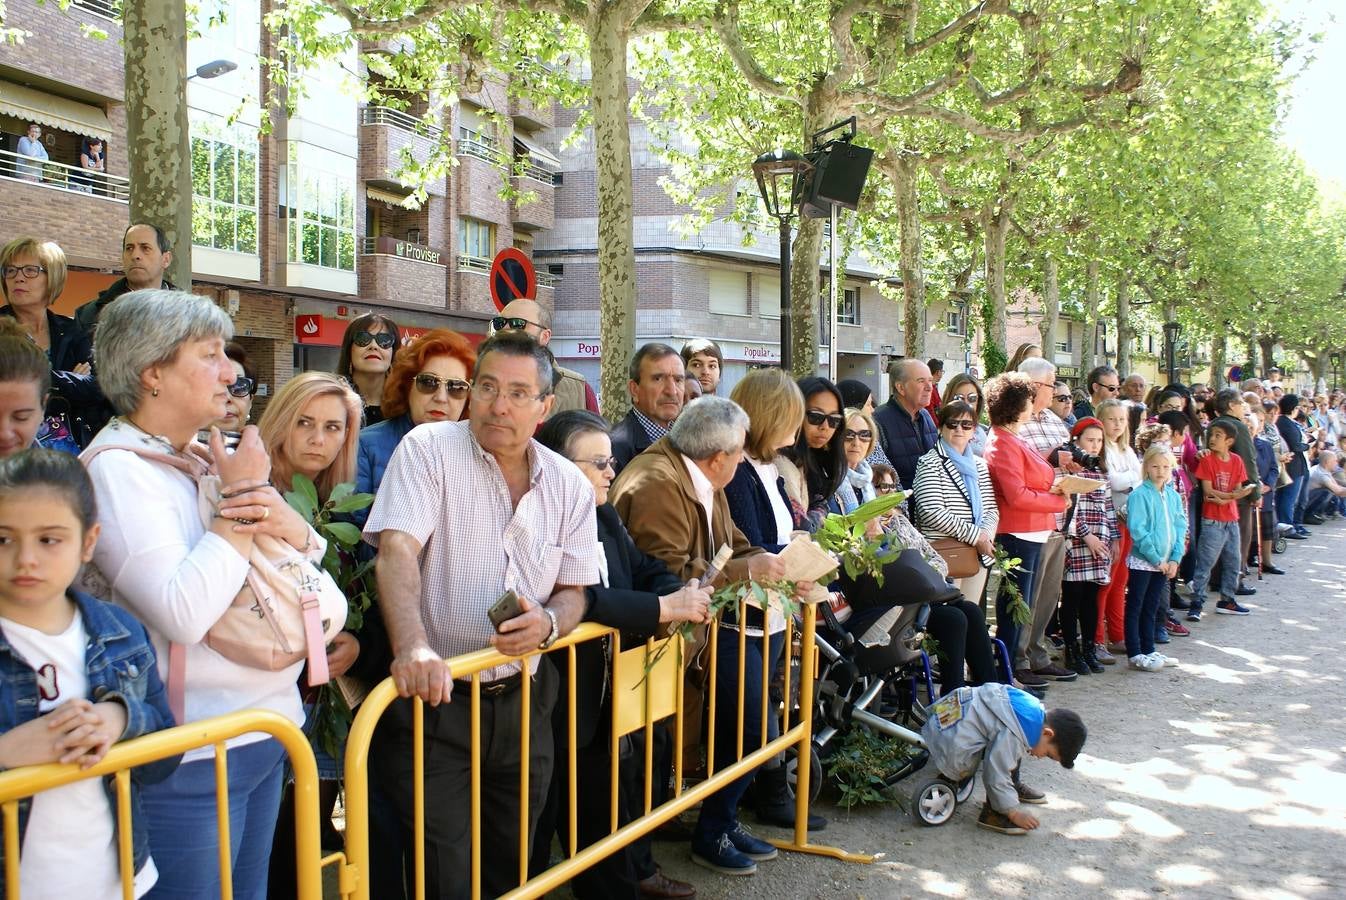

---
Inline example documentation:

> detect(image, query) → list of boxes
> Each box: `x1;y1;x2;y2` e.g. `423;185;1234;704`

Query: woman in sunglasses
912;401;1000;607
785;375;848;531
213;340;258;434
336;313;401;426
942;372;989;456
355;329;476;525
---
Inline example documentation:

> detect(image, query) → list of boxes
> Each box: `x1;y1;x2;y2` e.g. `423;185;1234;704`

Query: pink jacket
985;426;1069;534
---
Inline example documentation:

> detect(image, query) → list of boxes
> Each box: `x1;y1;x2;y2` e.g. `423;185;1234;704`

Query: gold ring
260;506;270;521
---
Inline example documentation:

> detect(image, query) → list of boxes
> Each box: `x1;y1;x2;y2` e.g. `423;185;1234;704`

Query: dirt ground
643;522;1346;899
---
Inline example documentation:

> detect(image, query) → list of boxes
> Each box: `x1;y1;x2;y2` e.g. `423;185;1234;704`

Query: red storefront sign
294;315;484;347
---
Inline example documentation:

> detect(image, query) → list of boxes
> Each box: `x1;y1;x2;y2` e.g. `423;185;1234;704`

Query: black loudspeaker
802;141;873;218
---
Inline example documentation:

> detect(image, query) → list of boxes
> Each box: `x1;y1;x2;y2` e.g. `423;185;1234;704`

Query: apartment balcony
454;134;510;223
510;94;554;131
510;168;555;232
359;106;447;197
2;0;124;101
359;236;448;310
0;151;129;266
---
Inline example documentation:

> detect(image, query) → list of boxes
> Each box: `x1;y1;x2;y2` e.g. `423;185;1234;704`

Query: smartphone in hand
488;590;523;631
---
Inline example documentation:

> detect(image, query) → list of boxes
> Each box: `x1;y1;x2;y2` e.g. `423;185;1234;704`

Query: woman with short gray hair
85;289;324;898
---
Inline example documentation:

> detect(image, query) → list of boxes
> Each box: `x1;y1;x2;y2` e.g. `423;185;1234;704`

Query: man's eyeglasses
1033;381;1055;391
843;429;872;442
805;410;844;429
874;482;898;493
2;265;45;279
1094;383;1120;394
352;330;397;350
1053;394;1072;403
491;316;541;332
945;420;976;432
572;456;616;471
227;376;257;398
413;374;471;398
472;381;549;408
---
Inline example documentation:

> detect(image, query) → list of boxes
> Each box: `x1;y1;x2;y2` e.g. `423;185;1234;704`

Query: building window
1055;323;1072;354
458;218;495;260
837;287;859;325
708;269;748;315
758;275;781;319
284;142;356;271
191;125;258;255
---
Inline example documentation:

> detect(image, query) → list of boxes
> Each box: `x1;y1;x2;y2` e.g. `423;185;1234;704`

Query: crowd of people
0;223;1337;899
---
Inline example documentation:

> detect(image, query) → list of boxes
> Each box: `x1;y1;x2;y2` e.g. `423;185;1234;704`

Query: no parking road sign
489;248;537;311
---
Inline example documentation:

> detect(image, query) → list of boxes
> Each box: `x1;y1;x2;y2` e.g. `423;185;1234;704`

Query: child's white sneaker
1129;654;1159;672
1147;652;1179;668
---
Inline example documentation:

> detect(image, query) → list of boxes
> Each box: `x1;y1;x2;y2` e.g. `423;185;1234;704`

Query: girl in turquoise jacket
1122;447;1188;669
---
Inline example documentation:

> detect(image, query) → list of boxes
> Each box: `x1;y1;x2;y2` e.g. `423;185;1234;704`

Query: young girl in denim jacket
1060;418;1118;676
1122;446;1188;672
0;450;175;898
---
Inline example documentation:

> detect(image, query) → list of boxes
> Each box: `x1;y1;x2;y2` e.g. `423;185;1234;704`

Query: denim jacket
0;590;178;892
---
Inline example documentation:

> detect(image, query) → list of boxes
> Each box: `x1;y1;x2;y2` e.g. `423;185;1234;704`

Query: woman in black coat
530;411;710;899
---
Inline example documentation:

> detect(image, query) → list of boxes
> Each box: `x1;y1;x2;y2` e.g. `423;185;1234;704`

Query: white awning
0;82;113;142
513;134;560;170
366;185;411;206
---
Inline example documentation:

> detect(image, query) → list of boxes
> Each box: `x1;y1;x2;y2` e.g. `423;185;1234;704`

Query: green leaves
812;493;906;586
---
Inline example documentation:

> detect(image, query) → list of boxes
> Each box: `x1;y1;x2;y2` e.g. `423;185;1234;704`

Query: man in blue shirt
873;358;938;492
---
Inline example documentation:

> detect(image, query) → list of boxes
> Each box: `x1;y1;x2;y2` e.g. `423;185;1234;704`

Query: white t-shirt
0;611;156;899
748;456;795;547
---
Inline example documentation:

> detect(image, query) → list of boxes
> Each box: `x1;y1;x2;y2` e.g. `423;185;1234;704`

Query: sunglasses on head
352;330;397;350
491;316;540;332
228;376;257;398
413;373;472;398
805;410;844;429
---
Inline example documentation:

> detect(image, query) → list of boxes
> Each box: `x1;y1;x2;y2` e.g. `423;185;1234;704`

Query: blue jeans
1276;474;1304;529
1190;518;1240;610
994;535;1043;671
142;738;286;900
1125;569;1168;658
695;628;784;840
1304;487;1336;519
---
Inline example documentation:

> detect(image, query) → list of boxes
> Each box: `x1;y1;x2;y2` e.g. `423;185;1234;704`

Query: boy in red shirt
1187;421;1256;620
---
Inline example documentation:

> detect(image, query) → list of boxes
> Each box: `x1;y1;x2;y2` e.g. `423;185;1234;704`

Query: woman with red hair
353;328;477;525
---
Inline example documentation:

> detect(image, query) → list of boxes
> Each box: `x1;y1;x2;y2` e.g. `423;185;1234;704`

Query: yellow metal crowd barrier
342;599;873;900
0;710;327;900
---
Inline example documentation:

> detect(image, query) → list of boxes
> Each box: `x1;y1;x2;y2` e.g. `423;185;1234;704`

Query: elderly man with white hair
610;396;816;877
1010;356;1079;687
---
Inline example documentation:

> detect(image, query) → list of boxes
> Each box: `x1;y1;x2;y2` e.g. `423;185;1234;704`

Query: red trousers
1095;524;1132;644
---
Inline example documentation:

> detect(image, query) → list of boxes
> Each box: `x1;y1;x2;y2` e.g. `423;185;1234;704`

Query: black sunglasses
228;376;257;398
945;420;976;431
805;410;844;429
413;374;472;398
843;429;872;442
1053;394;1072;403
352;330;397;350
874;482;897;493
491;316;540;332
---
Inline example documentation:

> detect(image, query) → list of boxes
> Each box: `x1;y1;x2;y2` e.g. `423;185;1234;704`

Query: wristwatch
539;607;560;649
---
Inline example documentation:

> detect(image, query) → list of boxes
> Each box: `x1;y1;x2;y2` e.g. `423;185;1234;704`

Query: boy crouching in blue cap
920;682;1086;834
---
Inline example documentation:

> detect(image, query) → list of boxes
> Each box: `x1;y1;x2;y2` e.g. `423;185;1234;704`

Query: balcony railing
456;254;492;274
360;106;443;140
515;163;555;185
70;0;120;20
0;149;129;201
456;131;507;167
537;271;559;288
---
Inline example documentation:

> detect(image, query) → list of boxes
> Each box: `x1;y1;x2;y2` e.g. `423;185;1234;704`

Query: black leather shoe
753;766;827;831
1262;564;1286;575
1235;584;1257;596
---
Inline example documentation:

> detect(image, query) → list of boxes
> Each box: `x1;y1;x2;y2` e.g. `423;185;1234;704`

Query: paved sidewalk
654;521;1346;899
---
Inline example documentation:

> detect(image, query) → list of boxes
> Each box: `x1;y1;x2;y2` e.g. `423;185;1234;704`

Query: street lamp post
1163;320;1181;385
1331;351;1342;391
753;149;812;372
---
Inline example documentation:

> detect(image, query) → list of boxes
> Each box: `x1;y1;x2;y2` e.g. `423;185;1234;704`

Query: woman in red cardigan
983;372;1071;687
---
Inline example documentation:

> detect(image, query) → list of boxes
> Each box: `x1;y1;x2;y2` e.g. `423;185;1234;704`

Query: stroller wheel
909;775;958;826
784;743;824;804
954;774;976;803
1274;536;1288;554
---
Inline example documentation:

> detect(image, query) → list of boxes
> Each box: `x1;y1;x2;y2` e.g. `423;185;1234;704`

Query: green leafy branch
640;577;798;679
812;492;907;586
826;727;921;809
283;475;375;761
991;545;1032;627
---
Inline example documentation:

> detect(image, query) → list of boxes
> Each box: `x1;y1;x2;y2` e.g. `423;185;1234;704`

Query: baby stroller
793;549;989;825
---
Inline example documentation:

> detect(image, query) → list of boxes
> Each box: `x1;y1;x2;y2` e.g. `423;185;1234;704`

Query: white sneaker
1147;652;1179;668
1129;655;1158;672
